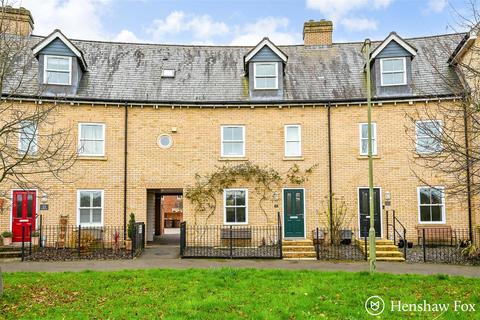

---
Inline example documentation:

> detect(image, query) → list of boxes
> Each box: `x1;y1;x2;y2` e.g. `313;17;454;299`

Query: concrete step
0;251;22;259
283;257;317;261
375;256;406;262
360;245;402;252
356;240;395;246
283;240;313;246
367;251;405;258
283;251;317;259
282;245;316;252
0;246;22;253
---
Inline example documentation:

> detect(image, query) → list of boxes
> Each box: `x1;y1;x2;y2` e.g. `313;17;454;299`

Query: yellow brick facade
0;99;473;243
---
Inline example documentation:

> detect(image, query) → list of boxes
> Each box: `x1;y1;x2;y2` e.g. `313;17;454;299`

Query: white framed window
18;121;38;155
359;123;377;155
44;55;72;85
77;190;104;226
415;120;442;154
380;57;406;86
221;125;245;157
253;62;278;90
284;125;301;157
78;123;105;156
224;189;248;225
418;187;445;224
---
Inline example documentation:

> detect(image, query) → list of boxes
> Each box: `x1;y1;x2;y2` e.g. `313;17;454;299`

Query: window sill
218;157;248;161
415;223;447;227
413;152;444;158
77;156;108;161
283;156;304;161
357;155;380;160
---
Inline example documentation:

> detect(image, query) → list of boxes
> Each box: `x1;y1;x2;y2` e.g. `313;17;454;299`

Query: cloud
146;11;229;41
425;0;448;13
306;0;393;20
112;30;144;43
230;17;301;45
340;17;378;31
21;0;112;39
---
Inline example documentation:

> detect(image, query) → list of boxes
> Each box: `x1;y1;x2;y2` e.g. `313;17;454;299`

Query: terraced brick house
1;7;479;260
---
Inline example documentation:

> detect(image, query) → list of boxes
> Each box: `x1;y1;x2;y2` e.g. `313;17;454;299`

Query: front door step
282;239;316;260
356;239;405;262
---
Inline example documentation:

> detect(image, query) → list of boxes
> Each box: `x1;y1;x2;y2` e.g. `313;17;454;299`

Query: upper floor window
78;190;103;226
359;123;377;155
221;125;245;157
224;189;248;224
18;121;38;155
284;125;301;157
78;123;105;157
415;120;442;154
380;57;406;86
44;55;72;85
254;62;278;90
418;187;445;223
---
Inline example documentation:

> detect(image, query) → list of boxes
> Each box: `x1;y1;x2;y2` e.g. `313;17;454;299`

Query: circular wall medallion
158;134;173;149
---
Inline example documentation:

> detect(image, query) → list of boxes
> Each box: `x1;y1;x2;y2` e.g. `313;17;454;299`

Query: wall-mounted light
41;193;48;204
384;191;391;210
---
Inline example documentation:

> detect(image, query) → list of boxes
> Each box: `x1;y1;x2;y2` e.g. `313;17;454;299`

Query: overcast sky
17;0;472;45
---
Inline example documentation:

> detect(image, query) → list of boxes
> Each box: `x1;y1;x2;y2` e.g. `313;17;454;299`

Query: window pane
431;206;442;222
80;192;91;207
430;188;442;204
256;63;276;76
361;139;368;154
16;195;23;218
80;140;103;155
46;71;70;84
286;141;300;156
382;72;404;85
286;193;292;213
226;207;235;222
295;193;301;211
225;191;235;206
92;209;102;223
27;194;33;218
236;207;246;223
47;57;70;71
419;188;430;204
382;59;403;72
420;206;431;222
81;125;103;140
92;192;102;207
361;124;368;139
235;190;245;206
223;142;243;156
80;209;91;223
255;77;276;89
286;126;299;141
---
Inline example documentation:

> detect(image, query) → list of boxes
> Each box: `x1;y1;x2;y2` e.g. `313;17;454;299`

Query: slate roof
2;33;466;103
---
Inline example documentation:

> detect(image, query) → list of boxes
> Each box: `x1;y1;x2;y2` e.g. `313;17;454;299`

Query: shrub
127;213;136;240
1;231;12;238
31;230;40;237
461;241;479;258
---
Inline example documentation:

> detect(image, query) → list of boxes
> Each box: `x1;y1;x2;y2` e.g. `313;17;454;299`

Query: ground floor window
77;190;103;226
224;189;248;224
418;187;445;223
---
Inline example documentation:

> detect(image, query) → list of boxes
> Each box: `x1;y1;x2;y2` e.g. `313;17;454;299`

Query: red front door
12;190;36;242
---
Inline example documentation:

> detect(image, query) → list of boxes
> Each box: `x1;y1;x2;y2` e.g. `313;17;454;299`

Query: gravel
24;247;135;261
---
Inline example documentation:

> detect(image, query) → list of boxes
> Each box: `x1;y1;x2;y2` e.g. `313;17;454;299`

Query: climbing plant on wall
185;161;318;225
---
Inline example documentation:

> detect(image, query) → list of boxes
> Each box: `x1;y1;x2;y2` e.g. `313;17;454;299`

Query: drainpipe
123;102;128;240
463;100;473;241
327;102;333;244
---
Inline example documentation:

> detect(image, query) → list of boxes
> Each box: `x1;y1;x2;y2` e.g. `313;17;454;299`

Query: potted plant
31;230;40;246
1;231;12;246
125;213;136;251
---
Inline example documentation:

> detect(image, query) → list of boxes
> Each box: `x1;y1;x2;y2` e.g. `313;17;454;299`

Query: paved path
2;246;479;278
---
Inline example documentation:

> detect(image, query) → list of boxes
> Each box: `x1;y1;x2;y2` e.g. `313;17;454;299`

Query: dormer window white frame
253;62;278;90
380;57;407;86
44;55;72;85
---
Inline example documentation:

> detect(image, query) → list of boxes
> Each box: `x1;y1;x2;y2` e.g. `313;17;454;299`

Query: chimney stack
303;19;333;46
1;6;34;36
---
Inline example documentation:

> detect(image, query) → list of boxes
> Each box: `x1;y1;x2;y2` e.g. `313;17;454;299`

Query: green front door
284;189;305;238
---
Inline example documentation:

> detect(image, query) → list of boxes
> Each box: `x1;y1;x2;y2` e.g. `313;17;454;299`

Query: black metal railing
386;210;407;260
313;227;367;261
406;227;480;265
21;223;145;261
180;215;282;259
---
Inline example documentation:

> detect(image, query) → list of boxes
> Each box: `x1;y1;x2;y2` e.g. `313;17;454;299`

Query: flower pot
125;239;132;251
31;236;39;246
2;237;12;246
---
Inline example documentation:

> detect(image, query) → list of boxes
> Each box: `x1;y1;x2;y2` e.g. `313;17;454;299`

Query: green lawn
1;268;479;319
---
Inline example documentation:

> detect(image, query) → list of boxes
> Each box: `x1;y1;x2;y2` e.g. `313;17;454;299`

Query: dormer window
254;62;278;90
380;57;406;86
44;55;72;85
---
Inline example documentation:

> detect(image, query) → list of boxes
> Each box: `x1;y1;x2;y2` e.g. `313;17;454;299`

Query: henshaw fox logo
365;296;476;316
